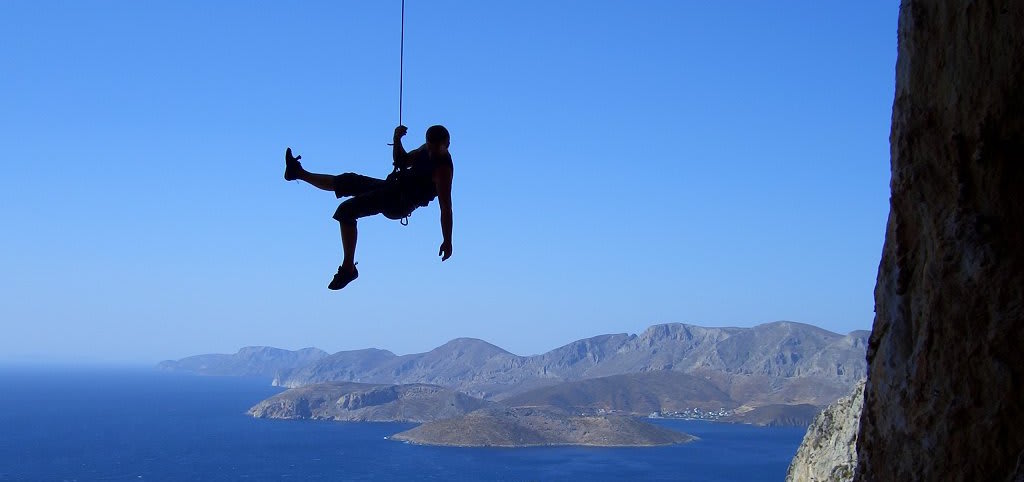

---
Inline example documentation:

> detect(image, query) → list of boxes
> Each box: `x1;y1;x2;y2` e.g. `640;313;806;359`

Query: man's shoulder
438;153;453;170
432;155;454;181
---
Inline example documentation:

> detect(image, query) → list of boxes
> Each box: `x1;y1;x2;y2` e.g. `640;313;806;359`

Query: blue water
0;367;806;481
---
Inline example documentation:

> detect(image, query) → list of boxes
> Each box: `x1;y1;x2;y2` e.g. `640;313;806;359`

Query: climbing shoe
284;147;303;181
328;264;359;290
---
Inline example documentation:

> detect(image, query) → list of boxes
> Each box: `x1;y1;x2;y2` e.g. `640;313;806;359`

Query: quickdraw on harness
390;163;412;226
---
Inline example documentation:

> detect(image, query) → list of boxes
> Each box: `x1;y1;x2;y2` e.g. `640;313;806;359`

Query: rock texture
390;406;694;447
248;382;491;423
787;380;864;482
857;2;1024;481
157;346;328;379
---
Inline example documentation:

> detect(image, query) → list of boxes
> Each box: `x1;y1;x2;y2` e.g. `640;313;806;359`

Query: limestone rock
857;1;1024;480
786;380;864;482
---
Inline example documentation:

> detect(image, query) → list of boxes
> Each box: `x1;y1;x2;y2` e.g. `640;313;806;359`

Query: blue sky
0;2;898;363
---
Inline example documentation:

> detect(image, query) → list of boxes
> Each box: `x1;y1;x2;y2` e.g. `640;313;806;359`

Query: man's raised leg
299;172;338;192
285;148;337;192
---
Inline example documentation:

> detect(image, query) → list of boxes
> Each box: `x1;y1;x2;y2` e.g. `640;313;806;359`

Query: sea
0;366;807;481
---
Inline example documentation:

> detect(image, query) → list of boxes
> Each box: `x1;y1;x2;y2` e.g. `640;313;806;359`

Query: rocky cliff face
857;2;1024;481
787;380;864;482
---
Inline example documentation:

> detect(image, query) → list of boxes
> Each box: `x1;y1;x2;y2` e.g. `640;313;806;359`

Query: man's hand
439;240;453;261
393;125;408;143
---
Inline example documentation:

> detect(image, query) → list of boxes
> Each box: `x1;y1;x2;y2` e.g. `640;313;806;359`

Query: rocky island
248;381;491;423
248;381;695;446
390;406;694;447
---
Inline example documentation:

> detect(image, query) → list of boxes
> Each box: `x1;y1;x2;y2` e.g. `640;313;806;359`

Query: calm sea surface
0;366;806;481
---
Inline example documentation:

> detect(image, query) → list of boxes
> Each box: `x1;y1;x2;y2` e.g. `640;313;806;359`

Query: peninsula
390;407;695;447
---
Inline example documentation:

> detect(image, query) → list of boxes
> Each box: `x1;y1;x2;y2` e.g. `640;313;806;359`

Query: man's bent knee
333;173;356;198
333;201;359;226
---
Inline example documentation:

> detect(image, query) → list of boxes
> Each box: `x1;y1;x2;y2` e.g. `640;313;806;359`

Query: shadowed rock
856;1;1024;480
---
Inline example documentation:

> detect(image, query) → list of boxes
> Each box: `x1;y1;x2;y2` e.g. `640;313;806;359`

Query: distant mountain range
265;321;868;406
159;321;869;431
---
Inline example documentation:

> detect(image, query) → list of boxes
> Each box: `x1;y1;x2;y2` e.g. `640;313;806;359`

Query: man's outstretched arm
434;164;454;261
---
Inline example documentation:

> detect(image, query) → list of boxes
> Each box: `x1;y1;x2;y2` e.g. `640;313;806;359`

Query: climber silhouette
284;125;454;290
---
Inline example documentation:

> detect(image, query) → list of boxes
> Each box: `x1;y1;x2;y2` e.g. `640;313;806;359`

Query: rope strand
399;0;405;126
398;0;409;226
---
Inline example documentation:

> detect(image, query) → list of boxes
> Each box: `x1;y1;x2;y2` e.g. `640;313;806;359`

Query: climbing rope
397;0;410;227
387;0;406;149
398;0;405;126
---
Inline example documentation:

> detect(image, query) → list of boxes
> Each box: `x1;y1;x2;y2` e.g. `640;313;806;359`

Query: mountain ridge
270;321;867;405
161;320;868;409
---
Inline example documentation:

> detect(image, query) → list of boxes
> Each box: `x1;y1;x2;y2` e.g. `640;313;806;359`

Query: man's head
425;125;450;151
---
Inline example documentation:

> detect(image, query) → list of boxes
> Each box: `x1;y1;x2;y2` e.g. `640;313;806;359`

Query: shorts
331;173;419;225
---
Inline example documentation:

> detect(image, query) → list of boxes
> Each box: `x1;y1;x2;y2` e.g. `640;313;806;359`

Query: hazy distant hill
725;404;822;427
248;381;491;423
503;371;737;413
157;346;328;379
390;406;695;447
273;338;517;393
272;348;398;384
500;371;826;426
